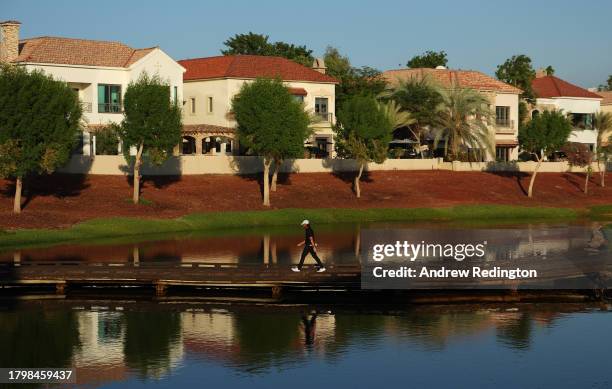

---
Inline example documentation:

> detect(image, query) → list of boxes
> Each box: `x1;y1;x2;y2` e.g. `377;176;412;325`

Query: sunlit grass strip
0;205;584;251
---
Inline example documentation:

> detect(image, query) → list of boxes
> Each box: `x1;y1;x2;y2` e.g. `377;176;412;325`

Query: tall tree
495;54;537;104
232;78;311;206
324;46;386;113
120;73;182;204
433;85;494;161
598;75;612;91
380;76;442;158
222;32;313;66
407;50;448;69
545;65;555;76
594;112;612;187
0;65;82;214
335;95;393;198
519;110;572;198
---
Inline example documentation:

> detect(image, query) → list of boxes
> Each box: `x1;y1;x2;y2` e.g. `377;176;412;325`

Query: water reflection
0;222;608;267
1;302;610;387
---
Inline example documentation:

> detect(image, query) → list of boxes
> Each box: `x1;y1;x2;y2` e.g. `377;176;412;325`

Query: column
195;134;203;155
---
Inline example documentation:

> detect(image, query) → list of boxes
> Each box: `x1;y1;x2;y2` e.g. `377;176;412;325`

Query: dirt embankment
0;171;610;229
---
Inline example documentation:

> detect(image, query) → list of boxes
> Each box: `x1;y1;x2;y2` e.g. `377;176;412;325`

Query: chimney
0;20;21;63
312;58;326;74
535;68;547;78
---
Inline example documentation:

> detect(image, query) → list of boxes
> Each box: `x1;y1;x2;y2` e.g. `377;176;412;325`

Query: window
293;95;305;103
315;97;329;120
97;84;122;113
173;86;178;104
207;96;213;113
190;98;196;114
570;113;594;129
496;147;510;162
495;106;511;127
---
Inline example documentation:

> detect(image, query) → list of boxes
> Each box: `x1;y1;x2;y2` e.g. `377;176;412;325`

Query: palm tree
377;100;416;131
433;84;494;161
594;112;612;187
379;77;441;158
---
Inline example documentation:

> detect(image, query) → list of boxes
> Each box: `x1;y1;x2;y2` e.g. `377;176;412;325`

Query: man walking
292;220;326;272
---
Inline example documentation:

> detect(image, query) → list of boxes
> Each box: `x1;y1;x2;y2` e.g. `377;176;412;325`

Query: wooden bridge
1;259;611;301
0;261;362;296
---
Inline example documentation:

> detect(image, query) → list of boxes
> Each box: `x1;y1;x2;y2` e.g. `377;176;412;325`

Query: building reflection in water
0;303;590;386
0;222;606;269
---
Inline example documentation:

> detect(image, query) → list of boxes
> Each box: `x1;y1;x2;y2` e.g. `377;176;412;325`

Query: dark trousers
298;245;323;269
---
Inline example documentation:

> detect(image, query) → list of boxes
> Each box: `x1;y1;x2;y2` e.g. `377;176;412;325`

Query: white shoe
291;266;301;272
316;267;327;273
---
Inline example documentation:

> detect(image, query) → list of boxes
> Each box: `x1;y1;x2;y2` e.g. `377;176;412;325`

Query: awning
495;140;518;147
289;87;307;96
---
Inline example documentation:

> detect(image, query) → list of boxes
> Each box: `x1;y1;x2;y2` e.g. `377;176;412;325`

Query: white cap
301;219;309;226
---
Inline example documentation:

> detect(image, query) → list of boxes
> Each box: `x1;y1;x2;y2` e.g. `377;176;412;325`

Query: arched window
181;136;196;155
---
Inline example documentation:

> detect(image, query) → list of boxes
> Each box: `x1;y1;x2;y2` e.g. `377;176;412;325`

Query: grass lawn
1;204;607;252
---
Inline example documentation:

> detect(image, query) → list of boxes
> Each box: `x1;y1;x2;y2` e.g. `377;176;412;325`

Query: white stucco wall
493;92;520;160
535;96;601;147
182;78;336;129
58;155;608;175
21;48;184;128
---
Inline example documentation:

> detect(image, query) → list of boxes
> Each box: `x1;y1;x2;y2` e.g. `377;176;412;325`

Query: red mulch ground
0;171;610;229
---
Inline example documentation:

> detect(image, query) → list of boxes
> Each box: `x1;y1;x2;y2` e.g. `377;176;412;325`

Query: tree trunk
132;143;144;205
599;161;605;187
13;176;22;214
527;158;542;198
271;159;280;192
263;158;272;206
584;170;590;195
354;163;364;198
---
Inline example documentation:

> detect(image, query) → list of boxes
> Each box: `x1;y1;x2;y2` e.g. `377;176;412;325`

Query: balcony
495;118;514;134
98;103;123;114
315;112;333;123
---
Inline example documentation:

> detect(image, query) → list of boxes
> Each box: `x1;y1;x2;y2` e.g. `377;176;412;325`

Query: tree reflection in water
0;303;607;386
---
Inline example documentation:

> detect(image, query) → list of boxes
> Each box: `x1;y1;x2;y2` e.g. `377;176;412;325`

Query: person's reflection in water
586;223;608;253
301;311;318;348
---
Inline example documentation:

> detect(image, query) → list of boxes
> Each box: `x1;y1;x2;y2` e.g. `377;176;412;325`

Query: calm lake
1;302;611;388
1;221;611;388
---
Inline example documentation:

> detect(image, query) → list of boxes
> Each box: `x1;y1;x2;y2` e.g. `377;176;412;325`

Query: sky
4;0;612;88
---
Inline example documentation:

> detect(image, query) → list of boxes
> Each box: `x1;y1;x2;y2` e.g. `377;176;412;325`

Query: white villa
531;72;603;151
0;20;185;155
382;67;522;162
178;55;338;158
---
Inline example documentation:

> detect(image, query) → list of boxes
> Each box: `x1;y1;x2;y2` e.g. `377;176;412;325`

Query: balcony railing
315;112;333;122
80;102;92;113
98;103;123;114
495;118;514;128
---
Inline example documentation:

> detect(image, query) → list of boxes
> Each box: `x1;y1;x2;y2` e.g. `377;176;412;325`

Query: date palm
379;76;441;158
594;112;612;187
433;85;494;161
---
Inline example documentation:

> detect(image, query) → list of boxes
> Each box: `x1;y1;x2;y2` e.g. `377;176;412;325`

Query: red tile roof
183;124;235;134
382;68;522;94
532;75;602;99
179;55;338;83
14;36;156;67
288;87;307;95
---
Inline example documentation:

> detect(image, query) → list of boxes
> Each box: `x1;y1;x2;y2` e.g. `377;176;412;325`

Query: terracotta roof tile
382;68;522;94
183;124;235;134
14;36;157;68
595;91;612;105
532;75;602;99
179;55;338;83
